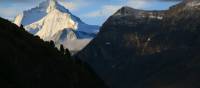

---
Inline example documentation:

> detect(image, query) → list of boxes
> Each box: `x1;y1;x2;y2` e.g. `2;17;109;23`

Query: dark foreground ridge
0;17;107;88
76;0;200;88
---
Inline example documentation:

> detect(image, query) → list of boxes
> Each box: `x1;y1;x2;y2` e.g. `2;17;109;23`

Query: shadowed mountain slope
0;17;107;88
75;1;200;88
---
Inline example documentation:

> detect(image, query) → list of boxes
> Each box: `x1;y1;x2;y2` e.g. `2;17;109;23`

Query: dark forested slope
0;17;107;88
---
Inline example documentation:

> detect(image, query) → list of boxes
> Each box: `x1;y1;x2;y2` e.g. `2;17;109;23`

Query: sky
0;0;181;25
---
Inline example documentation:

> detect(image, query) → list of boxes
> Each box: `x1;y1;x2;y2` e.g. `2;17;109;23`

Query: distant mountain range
14;0;99;52
75;0;200;88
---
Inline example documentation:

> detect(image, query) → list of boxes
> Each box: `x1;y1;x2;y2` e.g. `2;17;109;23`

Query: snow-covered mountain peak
38;0;69;13
48;0;57;6
46;0;58;12
14;0;99;53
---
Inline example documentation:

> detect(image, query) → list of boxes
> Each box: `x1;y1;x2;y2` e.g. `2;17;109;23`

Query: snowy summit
14;0;99;52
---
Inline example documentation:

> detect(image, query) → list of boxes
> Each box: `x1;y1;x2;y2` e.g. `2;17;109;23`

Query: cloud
83;5;122;17
0;0;43;3
0;7;19;20
60;2;77;10
60;0;90;11
0;0;92;20
0;0;72;4
83;0;148;18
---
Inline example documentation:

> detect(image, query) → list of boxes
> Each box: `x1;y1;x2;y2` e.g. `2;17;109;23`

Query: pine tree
20;24;25;31
60;44;65;54
50;40;55;48
65;48;71;58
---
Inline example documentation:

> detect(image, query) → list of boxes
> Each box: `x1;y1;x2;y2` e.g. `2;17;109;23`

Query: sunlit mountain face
13;0;99;53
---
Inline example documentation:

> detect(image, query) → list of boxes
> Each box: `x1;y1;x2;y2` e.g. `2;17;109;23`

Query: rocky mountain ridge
75;1;200;88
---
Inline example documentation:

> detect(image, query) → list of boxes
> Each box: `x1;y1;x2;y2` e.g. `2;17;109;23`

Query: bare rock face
75;1;200;88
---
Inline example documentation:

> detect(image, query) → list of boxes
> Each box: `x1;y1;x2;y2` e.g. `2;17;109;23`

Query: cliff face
75;1;200;88
0;17;107;88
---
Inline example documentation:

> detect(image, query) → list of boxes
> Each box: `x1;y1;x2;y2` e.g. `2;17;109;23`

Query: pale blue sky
0;0;180;25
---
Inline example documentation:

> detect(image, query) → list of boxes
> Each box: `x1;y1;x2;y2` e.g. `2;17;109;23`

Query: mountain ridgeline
76;1;200;88
0;17;107;88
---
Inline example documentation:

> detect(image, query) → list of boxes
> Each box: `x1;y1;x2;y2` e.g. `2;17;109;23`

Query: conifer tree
65;48;71;58
50;40;55;48
60;44;65;54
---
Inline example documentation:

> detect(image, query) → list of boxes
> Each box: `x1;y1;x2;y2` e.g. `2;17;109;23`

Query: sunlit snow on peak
13;0;99;53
